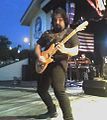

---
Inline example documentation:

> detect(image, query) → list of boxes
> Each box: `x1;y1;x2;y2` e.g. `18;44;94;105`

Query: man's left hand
56;42;67;54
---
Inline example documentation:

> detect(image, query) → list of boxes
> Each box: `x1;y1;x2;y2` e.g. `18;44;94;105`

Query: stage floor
0;85;107;120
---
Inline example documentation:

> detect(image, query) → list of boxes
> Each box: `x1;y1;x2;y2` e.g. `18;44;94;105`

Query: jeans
37;61;74;120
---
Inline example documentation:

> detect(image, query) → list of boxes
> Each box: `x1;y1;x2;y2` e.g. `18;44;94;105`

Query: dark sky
0;0;32;49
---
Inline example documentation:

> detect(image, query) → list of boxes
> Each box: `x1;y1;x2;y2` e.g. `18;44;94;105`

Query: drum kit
67;57;96;81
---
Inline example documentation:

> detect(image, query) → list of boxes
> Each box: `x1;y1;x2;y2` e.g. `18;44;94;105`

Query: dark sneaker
48;111;58;118
35;111;58;119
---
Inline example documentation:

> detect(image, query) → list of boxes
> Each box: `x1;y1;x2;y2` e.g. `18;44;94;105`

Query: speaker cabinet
82;79;107;97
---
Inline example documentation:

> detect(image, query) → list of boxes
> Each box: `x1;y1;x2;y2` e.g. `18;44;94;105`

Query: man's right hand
38;56;46;63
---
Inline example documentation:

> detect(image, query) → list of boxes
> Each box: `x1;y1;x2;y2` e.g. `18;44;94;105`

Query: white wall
30;9;51;49
0;59;28;81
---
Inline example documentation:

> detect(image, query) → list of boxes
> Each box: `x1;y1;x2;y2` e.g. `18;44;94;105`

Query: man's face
53;14;65;32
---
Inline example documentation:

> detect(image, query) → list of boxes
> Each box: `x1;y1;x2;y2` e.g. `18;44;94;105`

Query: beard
53;24;63;32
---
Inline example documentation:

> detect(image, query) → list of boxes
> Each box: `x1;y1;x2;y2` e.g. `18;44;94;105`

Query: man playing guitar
35;8;83;120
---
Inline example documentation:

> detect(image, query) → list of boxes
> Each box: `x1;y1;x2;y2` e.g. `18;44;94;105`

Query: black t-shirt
37;27;80;61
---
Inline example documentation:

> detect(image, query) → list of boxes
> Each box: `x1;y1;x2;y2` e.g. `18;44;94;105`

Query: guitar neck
50;21;88;56
61;29;77;44
60;21;88;44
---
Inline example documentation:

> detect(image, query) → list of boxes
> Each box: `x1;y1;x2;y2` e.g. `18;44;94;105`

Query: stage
0;81;107;120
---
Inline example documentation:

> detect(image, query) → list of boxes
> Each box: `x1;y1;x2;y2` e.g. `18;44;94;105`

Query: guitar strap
53;28;68;43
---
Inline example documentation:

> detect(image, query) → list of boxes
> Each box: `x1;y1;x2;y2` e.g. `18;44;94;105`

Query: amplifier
82;78;107;97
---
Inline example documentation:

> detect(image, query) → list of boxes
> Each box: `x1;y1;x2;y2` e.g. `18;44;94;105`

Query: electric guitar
35;21;88;74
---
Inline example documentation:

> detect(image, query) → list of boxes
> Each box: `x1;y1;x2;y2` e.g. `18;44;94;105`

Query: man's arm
35;44;46;62
56;43;79;57
63;45;79;56
35;44;41;58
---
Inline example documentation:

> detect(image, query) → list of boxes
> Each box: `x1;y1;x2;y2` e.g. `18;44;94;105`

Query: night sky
0;0;32;49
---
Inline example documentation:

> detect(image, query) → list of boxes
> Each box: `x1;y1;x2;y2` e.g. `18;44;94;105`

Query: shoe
45;111;58;118
35;111;58;119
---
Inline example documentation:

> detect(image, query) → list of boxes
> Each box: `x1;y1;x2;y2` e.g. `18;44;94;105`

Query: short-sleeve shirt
37;27;80;61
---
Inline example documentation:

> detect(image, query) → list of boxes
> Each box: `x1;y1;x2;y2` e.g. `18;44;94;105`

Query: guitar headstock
76;21;88;32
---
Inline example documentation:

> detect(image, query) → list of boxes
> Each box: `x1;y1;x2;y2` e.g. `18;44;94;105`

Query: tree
0;35;29;61
0;35;12;60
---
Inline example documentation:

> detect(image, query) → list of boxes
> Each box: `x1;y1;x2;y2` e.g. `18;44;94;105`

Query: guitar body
35;44;55;74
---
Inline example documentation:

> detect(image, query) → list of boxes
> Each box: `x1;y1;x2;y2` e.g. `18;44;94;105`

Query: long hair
51;8;69;28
